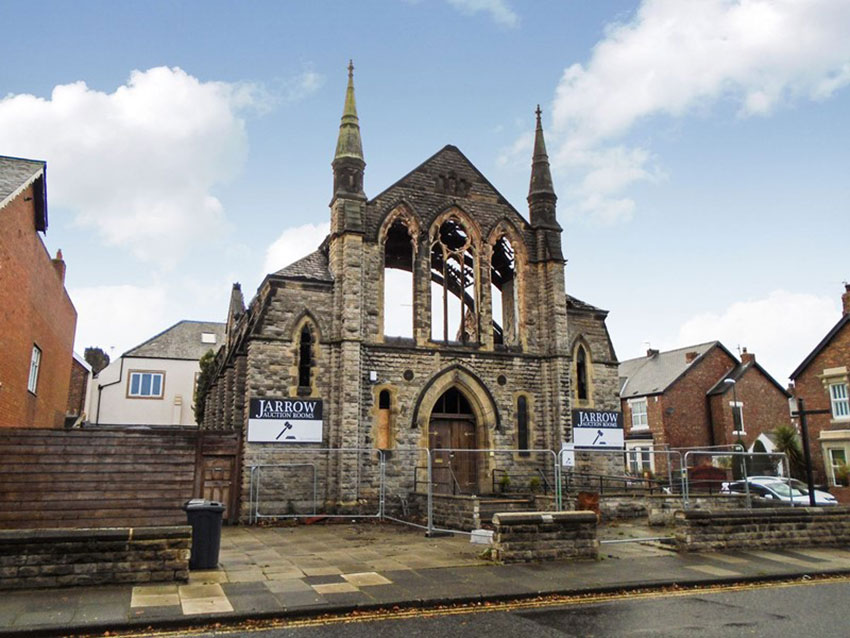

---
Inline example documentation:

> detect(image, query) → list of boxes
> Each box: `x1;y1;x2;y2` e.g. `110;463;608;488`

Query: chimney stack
740;347;755;364
646;348;659;357
52;249;66;284
685;351;698;363
843;283;850;316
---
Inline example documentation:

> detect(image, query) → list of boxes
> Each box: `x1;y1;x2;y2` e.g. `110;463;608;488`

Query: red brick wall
708;365;791;449
792;320;850;483
66;358;89;417
660;346;737;449
0;185;77;428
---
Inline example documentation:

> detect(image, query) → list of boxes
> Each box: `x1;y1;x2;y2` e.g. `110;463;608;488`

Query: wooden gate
195;431;240;521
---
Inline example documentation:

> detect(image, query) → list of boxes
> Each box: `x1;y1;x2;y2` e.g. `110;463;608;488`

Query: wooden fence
0;427;239;529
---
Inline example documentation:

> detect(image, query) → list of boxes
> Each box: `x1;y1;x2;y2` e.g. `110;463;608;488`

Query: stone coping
492;511;597;525
0;525;191;544
677;506;850;521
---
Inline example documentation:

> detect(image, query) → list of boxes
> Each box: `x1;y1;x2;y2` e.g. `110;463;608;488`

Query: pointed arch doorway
428;387;478;494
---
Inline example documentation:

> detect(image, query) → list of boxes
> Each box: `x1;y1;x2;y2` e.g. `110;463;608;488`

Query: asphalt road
146;579;850;638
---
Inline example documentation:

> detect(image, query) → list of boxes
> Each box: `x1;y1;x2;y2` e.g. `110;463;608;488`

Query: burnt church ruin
203;64;619;523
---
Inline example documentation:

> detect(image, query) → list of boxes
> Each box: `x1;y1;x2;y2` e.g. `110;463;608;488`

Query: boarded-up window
377;389;392;449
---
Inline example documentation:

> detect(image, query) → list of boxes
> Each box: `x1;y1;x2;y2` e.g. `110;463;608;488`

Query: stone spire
334;60;363;162
332;61;366;200
528;105;556;202
527;106;561;234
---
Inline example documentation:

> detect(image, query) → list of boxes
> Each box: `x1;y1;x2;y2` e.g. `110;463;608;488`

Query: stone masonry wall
492;511;598;563
674;507;850;552
0;526;190;590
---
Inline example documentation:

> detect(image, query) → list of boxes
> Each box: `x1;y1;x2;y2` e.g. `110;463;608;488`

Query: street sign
572;409;624;449
560;442;575;467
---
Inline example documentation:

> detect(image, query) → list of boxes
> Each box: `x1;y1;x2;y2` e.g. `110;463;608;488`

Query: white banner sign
247;398;323;443
572;409;624;449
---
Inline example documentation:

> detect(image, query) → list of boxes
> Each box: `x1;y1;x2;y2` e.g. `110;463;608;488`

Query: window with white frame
630;398;648;430
27;345;41;394
829;383;849;419
128;371;164;398
827;447;847;486
626;443;654;474
730;401;745;433
201;332;217;344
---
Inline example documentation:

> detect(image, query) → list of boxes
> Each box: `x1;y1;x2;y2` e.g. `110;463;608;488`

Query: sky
1;0;848;382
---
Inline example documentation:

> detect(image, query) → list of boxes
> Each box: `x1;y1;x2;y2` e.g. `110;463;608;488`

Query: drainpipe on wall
95;357;125;425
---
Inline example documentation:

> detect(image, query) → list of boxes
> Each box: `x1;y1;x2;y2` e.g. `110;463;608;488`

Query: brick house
66;352;91;425
0;156;77;428
789;285;850;486
202;66;620;521
619;342;790;476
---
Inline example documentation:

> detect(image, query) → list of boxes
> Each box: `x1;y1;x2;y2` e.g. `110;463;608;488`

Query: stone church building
203;65;619;521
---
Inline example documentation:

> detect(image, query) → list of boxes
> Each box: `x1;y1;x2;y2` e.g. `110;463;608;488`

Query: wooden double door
429;417;477;494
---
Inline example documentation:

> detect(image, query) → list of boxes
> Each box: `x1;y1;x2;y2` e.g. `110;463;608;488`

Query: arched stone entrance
429;388;477;493
413;365;500;495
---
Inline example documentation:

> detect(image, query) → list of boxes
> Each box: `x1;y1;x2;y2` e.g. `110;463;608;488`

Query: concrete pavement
2;520;850;637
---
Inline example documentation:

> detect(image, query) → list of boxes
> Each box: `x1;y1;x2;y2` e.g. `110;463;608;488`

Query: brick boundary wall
492;511;598;563
674;507;850;552
0;526;191;590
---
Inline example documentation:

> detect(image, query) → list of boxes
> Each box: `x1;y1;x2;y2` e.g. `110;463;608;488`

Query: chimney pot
646;348;659;357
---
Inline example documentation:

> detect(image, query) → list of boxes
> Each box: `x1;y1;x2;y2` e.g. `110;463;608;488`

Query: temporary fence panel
248;448;383;522
380;447;433;532
682;449;790;509
558;447;683;499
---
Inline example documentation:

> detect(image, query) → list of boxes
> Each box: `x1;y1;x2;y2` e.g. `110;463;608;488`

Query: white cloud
665;290;840;381
0;67;264;265
71;284;169;355
262;222;330;276
281;71;325;104
0;67;251;263
542;0;850;224
445;0;519;27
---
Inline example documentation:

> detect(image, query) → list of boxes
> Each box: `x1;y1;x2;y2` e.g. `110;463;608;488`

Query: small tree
772;424;805;480
84;347;110;375
194;350;217;426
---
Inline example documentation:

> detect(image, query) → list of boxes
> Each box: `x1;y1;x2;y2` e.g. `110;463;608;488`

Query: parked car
721;477;838;506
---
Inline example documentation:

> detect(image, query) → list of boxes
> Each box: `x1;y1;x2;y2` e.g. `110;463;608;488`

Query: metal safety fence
247;445;797;533
248;446;561;534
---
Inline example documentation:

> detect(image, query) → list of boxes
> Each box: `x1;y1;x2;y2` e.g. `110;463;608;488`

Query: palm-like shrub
772;425;805;480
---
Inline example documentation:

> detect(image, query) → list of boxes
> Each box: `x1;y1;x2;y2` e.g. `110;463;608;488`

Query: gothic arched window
491;235;519;346
383;218;414;338
298;325;313;390
576;345;589;401
430;217;477;343
517;395;530;457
